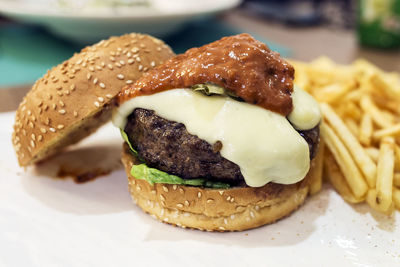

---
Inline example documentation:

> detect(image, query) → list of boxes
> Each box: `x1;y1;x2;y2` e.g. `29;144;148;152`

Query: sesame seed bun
12;33;174;166
121;143;318;232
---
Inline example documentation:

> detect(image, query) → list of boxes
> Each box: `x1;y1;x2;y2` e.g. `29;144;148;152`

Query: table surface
1;9;400;112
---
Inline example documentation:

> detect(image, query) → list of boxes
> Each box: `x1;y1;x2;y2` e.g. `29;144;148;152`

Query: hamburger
12;33;174;166
113;33;322;231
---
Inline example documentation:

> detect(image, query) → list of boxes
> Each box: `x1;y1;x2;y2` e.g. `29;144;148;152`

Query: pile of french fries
291;57;400;214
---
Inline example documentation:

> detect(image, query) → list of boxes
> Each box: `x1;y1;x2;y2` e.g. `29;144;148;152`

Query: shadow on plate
21;144;133;215
140;186;331;248
351;203;396;232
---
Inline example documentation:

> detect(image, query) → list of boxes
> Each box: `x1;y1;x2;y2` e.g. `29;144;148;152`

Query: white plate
0;0;241;43
0;111;399;267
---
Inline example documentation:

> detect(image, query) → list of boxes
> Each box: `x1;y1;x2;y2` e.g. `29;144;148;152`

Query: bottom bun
121;143;316;232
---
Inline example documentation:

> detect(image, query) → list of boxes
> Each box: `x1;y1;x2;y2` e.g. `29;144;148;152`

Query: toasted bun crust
12;33;174;166
121;143;316;232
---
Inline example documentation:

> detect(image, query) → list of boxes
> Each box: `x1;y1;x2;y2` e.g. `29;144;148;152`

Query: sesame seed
28;122;34;128
93;78;98;84
101;61;105;67
126;80;133;84
179;188;184;194
127;52;132;57
255;205;260;211
59;100;65;107
128;59;134;64
157;47;162;51
107;64;113;70
94;101;100;107
136;185;141;191
183;212;190;217
226;196;231;201
62;78;68;83
87;73;91;80
131;47;139;53
117;74;124;80
110;51;115;56
120;60;125;65
163;217;169;222
49;127;56;133
96;66;102;70
52;78;59;83
151;190;156;195
38;135;43;141
27;110;32;116
150;61;156;67
160;194;166;201
207;199;214;204
162;186;168;192
69;75;75;79
65;90;70;95
57;124;64;130
219;191;224;195
230;198;234;202
136;57;141;62
224;219;228;225
105;94;113;99
57;91;63;96
161;209;165;216
73;111;78;117
138;65;143;71
70;84;76;91
110;56;116;62
140;43;146;48
76;59;82;65
98;97;104;102
161;201;166;207
219;227;225;231
230;215;235;220
89;66;95;72
250;211;255;218
31;134;35;140
82;62;87;67
172;185;177;190
30;140;35;148
115;62;122;68
58;109;66;114
40;128;47;133
197;192;202;198
184;200;189;206
45;118;50;125
56;86;62;90
177;203;183;208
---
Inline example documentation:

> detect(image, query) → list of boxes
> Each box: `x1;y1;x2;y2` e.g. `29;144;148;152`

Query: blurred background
0;0;400;111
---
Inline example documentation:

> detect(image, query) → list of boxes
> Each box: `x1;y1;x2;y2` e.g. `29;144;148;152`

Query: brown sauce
118;33;294;115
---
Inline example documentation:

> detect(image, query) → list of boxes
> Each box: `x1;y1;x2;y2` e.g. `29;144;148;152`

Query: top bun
12;33;174;166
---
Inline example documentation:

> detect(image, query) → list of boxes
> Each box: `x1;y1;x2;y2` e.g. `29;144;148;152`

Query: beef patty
124;108;320;185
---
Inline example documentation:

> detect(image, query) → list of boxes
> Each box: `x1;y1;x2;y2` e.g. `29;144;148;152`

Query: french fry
321;103;377;187
370;73;400;101
375;137;395;212
324;151;364;203
373;123;400;140
359;113;373;146
394;188;400;210
321;123;368;198
360;95;393;128
309;139;325;195
365;147;379;163
344;118;359;137
366;189;394;214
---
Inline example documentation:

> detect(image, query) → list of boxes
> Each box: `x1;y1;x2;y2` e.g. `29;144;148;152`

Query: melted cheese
113;89;319;187
288;86;321;130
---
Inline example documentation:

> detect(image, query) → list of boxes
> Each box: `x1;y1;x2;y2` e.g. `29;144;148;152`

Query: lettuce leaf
131;164;230;189
120;129;138;156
